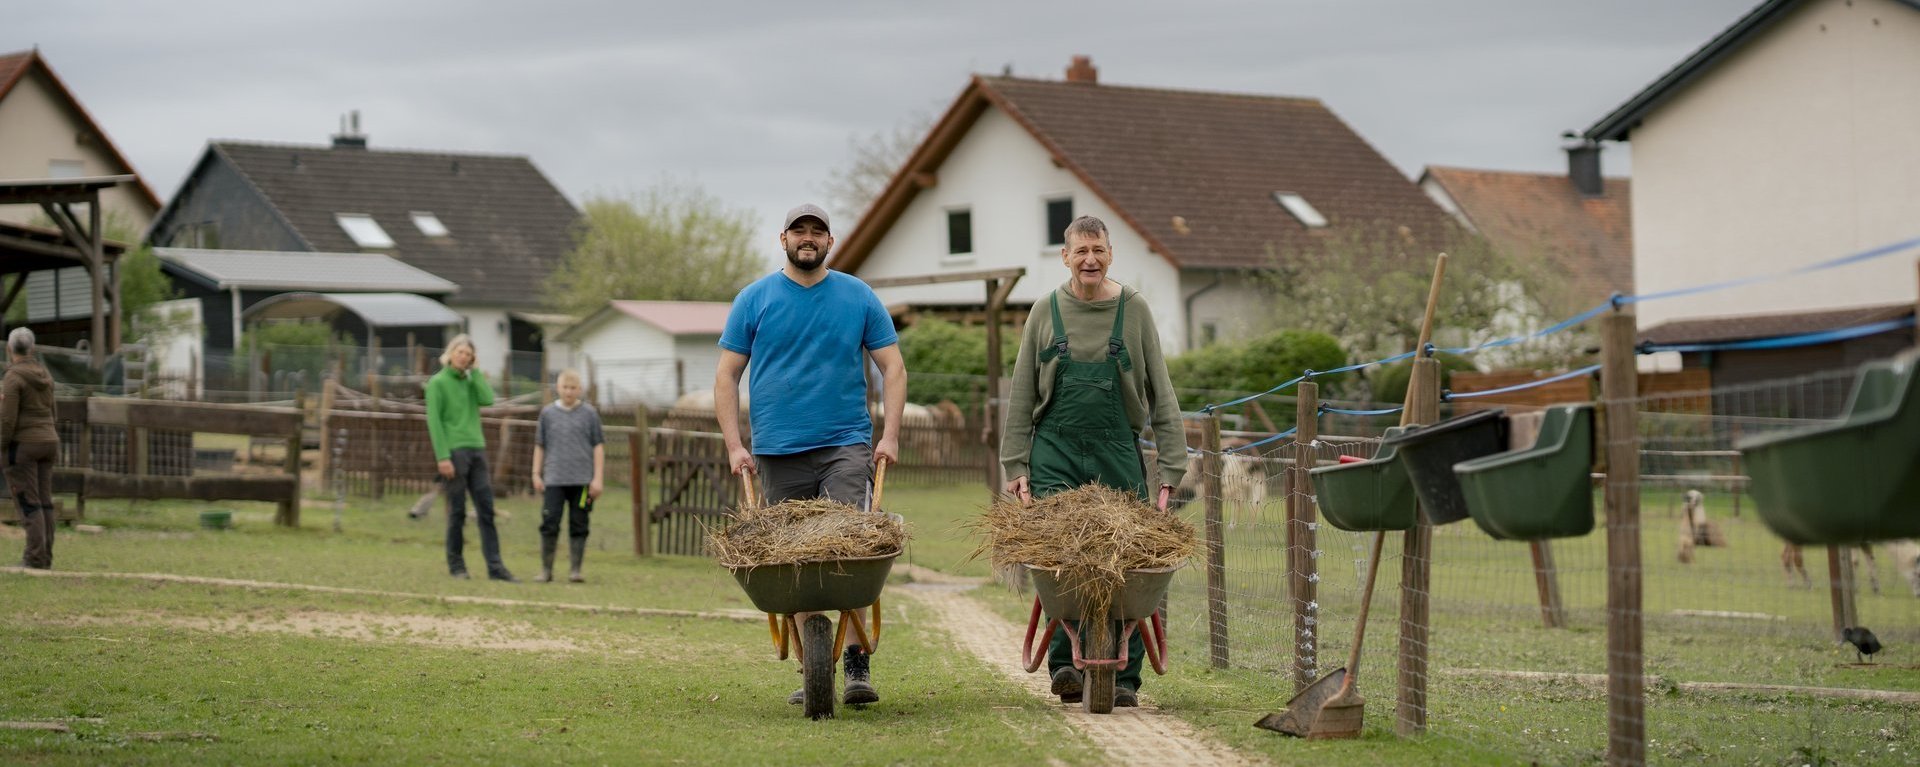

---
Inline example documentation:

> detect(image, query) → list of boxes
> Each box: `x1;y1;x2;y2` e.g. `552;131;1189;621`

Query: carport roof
243;292;465;329
156;248;458;294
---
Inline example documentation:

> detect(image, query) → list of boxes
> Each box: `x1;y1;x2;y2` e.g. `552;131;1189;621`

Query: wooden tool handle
871;457;888;512
739;471;757;511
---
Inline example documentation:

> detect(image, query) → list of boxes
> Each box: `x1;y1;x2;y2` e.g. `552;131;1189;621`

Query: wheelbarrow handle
1157;485;1171;513
739;472;758;511
871;457;888;513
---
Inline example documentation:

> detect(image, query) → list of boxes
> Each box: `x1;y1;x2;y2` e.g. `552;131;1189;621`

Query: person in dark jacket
2;327;60;569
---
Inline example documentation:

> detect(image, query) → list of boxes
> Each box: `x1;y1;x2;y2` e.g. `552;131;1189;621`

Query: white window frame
410;211;450;238
336;213;396;248
1272;191;1328;228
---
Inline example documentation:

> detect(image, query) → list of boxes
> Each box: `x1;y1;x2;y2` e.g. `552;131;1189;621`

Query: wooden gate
648;429;740;555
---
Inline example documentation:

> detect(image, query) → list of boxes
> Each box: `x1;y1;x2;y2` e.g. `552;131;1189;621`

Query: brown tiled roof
1422;166;1632;308
210;142;580;307
0;49;162;211
1637;302;1914;346
833;74;1456;273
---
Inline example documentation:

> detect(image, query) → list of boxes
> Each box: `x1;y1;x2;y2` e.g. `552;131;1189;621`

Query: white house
1583;0;1920;336
554;300;732;407
833;56;1457;355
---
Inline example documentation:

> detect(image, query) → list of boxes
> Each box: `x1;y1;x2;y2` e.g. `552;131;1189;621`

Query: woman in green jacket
1000;215;1189;708
427;334;516;582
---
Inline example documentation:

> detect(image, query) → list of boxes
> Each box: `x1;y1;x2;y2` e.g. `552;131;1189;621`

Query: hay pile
971;483;1197;615
708;499;907;568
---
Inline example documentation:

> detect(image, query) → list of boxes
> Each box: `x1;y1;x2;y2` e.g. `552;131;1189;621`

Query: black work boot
535;535;557;583
568;536;587;583
842;646;878;705
1051;667;1082;703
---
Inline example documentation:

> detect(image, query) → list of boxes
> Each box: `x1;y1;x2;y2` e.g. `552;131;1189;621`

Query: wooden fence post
279;413;302;527
1601;310;1645;766
1203;414;1228;669
1290;381;1320;691
315;364;338;487
1396;356;1439;737
633;405;651;557
1531;541;1568;628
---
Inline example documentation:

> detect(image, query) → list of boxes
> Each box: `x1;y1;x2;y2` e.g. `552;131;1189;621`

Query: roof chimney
1564;135;1602;197
332;110;368;150
1066;55;1097;84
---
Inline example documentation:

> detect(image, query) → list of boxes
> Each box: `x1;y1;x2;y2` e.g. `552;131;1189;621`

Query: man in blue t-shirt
716;202;906;707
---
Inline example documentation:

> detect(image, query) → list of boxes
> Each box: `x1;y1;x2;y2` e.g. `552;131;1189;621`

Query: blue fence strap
1319;404;1404;416
1640;315;1916;354
1226;427;1298;454
1444;364;1601;401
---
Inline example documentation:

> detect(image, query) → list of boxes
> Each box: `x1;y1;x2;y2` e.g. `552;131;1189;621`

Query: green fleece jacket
1000;283;1189;489
426;366;493;460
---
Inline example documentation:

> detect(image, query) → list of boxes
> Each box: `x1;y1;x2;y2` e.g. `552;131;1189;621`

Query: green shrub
1166;329;1349;413
896;317;1018;406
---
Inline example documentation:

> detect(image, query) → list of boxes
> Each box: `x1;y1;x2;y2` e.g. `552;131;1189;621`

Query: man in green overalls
1000;215;1189;708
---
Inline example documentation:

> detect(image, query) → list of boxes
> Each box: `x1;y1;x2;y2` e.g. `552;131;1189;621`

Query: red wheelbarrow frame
1020;597;1168;675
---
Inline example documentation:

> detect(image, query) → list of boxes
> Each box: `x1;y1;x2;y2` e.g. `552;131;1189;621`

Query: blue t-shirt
719;270;898;455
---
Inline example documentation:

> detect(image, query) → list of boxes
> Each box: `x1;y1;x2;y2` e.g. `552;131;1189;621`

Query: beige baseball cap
782;203;831;233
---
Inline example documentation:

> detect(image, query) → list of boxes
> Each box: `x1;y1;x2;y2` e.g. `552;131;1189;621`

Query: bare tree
818;110;935;226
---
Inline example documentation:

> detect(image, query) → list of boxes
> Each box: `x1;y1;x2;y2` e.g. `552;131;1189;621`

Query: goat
1675;490;1726;564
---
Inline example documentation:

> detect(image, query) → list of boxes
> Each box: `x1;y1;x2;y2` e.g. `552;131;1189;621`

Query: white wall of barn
563;314;685;406
1627;0;1920;330
852;106;1186;352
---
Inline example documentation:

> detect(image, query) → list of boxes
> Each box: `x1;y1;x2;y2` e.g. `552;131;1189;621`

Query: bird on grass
1841;626;1882;664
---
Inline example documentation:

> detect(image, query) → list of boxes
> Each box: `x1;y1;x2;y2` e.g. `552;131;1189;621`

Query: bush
1166;329;1349;413
241;321;351;385
895;317;1019;406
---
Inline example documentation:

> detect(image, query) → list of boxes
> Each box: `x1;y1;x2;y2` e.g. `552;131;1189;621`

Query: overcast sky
15;0;1756;250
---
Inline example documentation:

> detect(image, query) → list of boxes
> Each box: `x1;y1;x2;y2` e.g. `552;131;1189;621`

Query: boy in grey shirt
531;370;605;583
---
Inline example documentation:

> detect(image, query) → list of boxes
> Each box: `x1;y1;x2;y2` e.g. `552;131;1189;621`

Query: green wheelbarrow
1021;563;1181;714
725;468;900;720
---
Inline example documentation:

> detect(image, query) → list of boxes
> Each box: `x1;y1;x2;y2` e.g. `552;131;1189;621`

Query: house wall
854;107;1186;352
1629;0;1920;330
1180;271;1275;349
0;66;156;229
456;305;514;382
566;315;678;406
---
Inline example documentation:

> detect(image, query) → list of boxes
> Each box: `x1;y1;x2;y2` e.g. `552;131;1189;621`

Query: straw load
708;499;908;568
972;483;1197;615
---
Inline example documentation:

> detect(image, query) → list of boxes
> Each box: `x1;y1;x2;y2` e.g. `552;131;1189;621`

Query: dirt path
896;565;1257;766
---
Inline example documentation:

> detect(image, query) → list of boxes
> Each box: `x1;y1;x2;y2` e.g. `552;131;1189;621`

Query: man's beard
785;243;827;271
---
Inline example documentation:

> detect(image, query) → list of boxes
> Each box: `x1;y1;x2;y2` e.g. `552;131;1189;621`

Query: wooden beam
0;273;27;316
909;171;936;189
861;267;1026;289
87;399;303;438
81;472;299;503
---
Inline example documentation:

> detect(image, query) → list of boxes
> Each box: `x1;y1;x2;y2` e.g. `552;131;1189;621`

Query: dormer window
411;211;450;238
1272;191;1328;228
336;214;395;248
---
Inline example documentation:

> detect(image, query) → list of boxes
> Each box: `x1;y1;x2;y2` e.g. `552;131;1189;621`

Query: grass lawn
5;479;1916;765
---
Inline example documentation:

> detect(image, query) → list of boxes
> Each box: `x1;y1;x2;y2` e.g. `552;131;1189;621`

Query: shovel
1257;253;1448;739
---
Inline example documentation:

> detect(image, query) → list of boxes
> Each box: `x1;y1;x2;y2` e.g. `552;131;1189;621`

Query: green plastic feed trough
1384;408;1509;526
1455;405;1595;541
1310;426;1416;532
1736;352;1920;545
199;510;233;530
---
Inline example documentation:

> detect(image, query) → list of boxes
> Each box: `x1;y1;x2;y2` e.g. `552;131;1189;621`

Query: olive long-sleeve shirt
999;283;1189;489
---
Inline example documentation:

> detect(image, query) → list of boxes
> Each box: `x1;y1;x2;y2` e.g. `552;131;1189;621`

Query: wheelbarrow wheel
801;614;836;720
1083;618;1116;715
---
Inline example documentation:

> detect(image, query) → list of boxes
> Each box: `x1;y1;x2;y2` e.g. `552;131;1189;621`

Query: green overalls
1030;290;1149;692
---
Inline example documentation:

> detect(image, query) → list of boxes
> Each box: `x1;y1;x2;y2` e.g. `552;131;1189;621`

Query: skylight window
411;211;450;238
1272;191;1328;228
336;214;395;248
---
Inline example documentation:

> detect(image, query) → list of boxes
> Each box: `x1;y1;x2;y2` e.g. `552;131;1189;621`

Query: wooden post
586;355;598;409
1395;357;1439;736
315;365;338;487
130;425;149;477
368;358;385;500
983;278;1005;496
1290;381;1320;691
1601;310;1644;767
280;415;303;527
675;359;686;400
1203;414;1229;669
633;406;652;557
188;346;200;402
88;200;106;370
1530;541;1567;628
1828;546;1859;639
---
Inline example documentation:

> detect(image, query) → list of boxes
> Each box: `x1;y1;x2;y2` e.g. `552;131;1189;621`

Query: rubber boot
534;535;557;583
843;646;878;705
568;536;587;583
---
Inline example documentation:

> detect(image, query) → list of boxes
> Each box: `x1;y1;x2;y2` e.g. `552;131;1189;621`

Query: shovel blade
1306;696;1365;740
1252;667;1346;738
